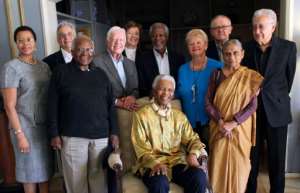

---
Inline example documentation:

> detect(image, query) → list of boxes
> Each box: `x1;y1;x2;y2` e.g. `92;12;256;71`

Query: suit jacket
94;51;139;98
136;49;185;97
206;41;220;61
243;37;297;127
43;50;66;71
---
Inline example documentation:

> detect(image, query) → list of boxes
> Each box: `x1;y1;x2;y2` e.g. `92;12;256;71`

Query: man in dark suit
43;21;76;71
206;15;232;62
136;22;185;97
243;9;297;193
94;26;139;112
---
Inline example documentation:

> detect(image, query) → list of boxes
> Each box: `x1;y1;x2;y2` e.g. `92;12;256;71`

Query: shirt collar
151;98;172;118
71;59;95;72
153;48;168;57
61;48;72;63
108;50;124;63
125;47;137;52
255;36;274;50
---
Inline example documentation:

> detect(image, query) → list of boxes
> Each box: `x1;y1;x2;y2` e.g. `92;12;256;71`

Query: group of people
0;8;296;193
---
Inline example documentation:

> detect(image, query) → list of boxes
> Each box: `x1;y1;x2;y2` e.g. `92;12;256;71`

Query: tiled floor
257;173;300;193
49;172;300;193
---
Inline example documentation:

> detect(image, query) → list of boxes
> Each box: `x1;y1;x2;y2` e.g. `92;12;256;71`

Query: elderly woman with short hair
176;29;223;149
205;39;263;193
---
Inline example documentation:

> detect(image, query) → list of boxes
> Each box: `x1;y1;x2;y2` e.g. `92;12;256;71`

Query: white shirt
110;53;127;88
153;48;170;75
61;48;72;63
125;47;137;61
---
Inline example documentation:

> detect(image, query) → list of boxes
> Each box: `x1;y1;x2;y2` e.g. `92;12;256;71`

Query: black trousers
246;105;288;193
142;164;207;193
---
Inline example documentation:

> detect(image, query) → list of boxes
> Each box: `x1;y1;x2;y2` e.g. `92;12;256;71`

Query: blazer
43;50;66;71
206;41;220;61
136;49;185;97
243;37;297;127
94;51;139;98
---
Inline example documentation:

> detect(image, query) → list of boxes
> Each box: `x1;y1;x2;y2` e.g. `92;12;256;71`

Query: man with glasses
43;21;76;71
207;15;232;62
243;9;297;193
48;34;119;193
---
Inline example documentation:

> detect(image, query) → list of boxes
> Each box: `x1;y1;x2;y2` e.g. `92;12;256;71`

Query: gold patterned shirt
131;102;205;179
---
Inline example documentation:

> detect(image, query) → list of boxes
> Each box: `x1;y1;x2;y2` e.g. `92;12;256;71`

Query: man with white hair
243;9;297;193
207;15;233;62
131;74;208;193
43;21;76;71
136;22;185;97
94;26;139;111
48;34;119;193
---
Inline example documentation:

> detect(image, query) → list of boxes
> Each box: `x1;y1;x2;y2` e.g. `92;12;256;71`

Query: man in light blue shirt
94;26;139;111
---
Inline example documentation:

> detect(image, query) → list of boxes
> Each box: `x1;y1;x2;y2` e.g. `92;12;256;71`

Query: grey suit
94;51;139;99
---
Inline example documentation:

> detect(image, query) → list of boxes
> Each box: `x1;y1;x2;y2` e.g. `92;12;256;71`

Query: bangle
14;129;23;135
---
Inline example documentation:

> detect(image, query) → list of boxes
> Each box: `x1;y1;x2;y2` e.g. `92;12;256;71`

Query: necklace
17;56;37;65
191;57;207;103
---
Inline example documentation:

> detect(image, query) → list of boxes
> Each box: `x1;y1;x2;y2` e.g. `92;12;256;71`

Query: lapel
58;50;67;64
264;37;279;78
168;50;174;73
103;52;124;88
151;50;160;75
123;59;130;88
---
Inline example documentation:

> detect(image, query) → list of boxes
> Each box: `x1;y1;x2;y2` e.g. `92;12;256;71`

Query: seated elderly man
48;34;119;193
131;74;208;193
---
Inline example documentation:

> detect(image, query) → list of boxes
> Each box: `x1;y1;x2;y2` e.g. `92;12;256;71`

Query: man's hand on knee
150;164;167;176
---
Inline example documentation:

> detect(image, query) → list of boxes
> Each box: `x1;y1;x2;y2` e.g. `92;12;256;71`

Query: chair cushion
122;173;184;193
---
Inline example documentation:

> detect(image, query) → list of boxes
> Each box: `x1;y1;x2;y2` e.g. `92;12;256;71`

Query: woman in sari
205;39;263;193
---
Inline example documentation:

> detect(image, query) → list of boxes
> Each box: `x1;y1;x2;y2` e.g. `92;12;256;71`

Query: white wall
0;0;11;65
282;0;300;173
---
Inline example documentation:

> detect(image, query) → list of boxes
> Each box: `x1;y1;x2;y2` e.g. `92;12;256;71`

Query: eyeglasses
16;38;35;44
76;47;94;55
210;25;231;30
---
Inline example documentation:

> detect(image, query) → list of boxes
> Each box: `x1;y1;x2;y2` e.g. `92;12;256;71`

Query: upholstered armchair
115;97;209;193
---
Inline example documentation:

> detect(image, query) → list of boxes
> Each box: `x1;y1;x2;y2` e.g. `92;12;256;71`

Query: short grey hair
253;9;277;26
152;74;176;90
57;21;76;37
106;26;126;41
210;15;232;28
71;34;94;51
149;22;169;37
222;39;243;52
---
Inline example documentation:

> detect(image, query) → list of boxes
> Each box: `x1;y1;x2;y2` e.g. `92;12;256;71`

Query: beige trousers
61;136;108;193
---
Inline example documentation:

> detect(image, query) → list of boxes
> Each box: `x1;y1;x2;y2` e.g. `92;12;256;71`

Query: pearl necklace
17;56;37;65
